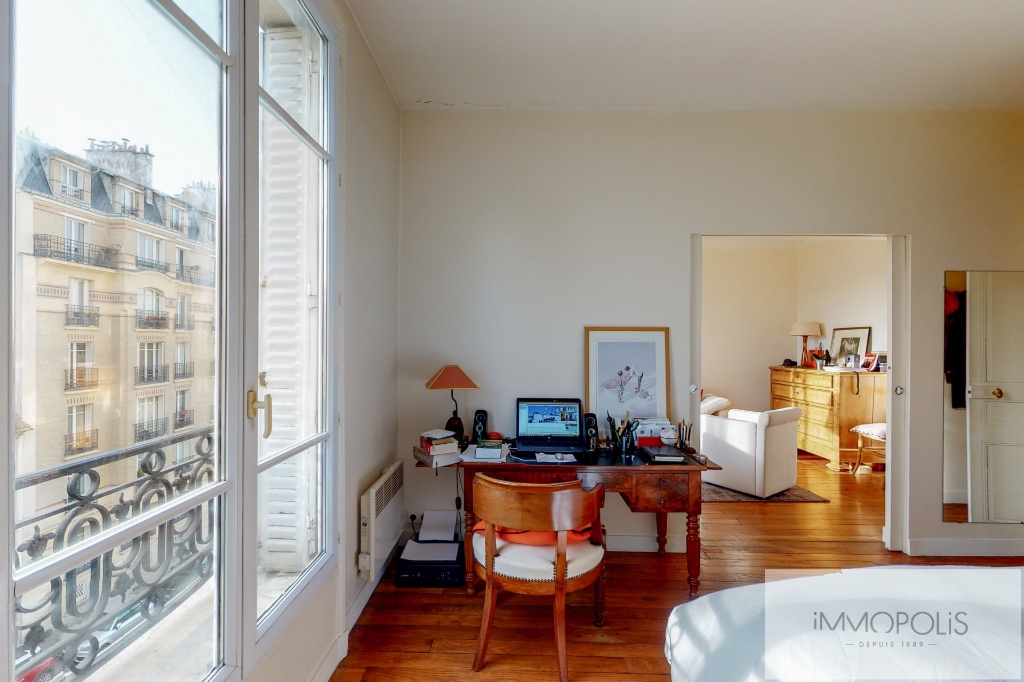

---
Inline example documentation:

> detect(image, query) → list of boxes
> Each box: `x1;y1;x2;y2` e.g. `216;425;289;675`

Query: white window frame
136;395;164;424
0;0;345;679
121;185;137;213
68;278;88;306
67;404;93;434
139;287;163;312
138;341;164;368
64;217;85;243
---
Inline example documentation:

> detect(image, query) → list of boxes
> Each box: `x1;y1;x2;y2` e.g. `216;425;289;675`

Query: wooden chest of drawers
769;366;887;465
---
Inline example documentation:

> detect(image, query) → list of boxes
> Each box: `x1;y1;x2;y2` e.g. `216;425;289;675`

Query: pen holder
610;433;637;461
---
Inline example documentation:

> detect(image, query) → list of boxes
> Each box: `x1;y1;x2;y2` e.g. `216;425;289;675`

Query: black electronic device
395;540;465;588
583;412;599;451
782;358;798;367
471;410;488;444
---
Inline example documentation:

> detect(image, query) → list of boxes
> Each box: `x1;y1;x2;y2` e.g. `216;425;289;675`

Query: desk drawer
631;474;690;512
771;397;833;423
579;472;634;495
771;383;834;406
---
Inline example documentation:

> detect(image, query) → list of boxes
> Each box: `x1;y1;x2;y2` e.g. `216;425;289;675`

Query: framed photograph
585;327;670;428
829;327;871;364
861;353;877;369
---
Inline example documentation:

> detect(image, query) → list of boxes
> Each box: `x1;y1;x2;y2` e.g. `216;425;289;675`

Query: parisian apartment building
13;133;217;537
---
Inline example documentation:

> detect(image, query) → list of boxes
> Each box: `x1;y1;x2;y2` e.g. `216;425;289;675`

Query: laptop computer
514;398;585;455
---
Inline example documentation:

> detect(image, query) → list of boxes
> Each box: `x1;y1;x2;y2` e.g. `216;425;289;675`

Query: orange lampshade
425;365;479;391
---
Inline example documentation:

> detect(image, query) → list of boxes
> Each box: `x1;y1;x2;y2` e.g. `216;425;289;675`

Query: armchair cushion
700;394;732;415
472;532;605;582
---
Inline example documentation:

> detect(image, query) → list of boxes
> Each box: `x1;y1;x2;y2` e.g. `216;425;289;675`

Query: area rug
702;482;829;503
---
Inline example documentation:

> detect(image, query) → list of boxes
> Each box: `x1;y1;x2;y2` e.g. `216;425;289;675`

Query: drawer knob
659;478;667;485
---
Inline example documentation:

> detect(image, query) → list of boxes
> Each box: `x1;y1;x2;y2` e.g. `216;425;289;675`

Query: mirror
943;271;1024;523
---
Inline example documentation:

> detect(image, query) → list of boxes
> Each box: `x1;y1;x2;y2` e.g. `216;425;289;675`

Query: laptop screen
516;399;582;439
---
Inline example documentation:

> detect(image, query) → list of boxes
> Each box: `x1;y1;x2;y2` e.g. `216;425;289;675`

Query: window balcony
135;309;169;330
61;183;83;200
135;364;169;385
66;304;100;327
174;362;194;380
176;264;216;287
120;205;140;218
175;313;195;331
169;220;185;233
134;418;168;443
174;409;194;429
65;367;99;391
136;256;169;273
33;234;120;269
65;429;98;456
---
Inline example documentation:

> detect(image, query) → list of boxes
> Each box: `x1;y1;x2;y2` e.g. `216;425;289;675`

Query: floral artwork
586;327;670;430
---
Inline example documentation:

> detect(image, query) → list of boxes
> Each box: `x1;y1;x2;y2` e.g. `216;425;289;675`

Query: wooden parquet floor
331;455;1023;682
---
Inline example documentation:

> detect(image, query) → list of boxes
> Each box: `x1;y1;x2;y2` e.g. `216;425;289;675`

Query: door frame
688;233;909;552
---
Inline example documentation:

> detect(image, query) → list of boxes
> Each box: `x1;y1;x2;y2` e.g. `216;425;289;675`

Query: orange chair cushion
472;521;593;545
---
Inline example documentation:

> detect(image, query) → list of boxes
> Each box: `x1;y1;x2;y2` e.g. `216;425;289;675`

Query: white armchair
699;407;802;498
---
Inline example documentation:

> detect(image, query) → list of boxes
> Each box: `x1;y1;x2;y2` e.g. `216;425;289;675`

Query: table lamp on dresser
790;321;823;367
425;364;478;440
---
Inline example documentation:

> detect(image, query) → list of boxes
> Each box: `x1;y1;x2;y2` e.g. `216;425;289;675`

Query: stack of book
413;429;461;467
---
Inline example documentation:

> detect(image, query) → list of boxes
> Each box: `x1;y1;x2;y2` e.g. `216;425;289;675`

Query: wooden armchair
471;474;606;682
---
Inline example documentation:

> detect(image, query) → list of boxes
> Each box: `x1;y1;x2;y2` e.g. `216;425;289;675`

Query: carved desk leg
685;511;700;596
655;512;668;555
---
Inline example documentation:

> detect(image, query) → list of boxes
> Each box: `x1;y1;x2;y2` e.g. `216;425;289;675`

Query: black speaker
472;410;488;444
583;412;599;451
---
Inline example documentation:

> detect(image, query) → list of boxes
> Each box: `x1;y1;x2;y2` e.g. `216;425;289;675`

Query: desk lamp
425;365;478;440
790;321;823;367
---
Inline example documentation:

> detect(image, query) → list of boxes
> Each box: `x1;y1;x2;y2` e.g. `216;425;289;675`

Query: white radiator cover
358;461;405;581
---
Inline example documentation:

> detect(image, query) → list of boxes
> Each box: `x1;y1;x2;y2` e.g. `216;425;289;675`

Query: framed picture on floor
585;327;670;427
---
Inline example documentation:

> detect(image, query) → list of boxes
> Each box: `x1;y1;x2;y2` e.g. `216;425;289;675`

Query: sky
15;0;223;196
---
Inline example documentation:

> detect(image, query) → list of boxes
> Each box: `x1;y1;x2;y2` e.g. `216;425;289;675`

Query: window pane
12;2;225;679
259;0;325;142
257;106;324;461
257;446;323;619
173;0;225;47
14;501;219;682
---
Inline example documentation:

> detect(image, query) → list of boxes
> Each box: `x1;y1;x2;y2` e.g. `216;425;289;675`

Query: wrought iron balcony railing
135;364;169;385
33;234;120;269
13;426;215;679
64;429;98;456
120;205;140;217
136;255;169;273
61;183;83;199
176;264;216;287
175;313;195;330
65;367;99;391
66;304;100;327
174;362;194;380
135;309;169;329
169;220;185;233
174;409;195;429
134;417;168;442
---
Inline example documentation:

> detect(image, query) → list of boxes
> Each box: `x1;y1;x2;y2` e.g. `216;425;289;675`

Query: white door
967;271;1024;522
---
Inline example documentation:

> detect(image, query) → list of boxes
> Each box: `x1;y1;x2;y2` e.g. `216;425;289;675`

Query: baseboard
943;490;967;504
310;633;349;682
908;537;1024;556
606;533;686;553
345;543;398;632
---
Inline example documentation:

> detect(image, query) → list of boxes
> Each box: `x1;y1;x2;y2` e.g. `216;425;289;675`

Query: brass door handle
993;388;1004;399
247;390;273;438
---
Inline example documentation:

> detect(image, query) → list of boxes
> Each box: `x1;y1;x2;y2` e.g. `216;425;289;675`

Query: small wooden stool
826;423;886;473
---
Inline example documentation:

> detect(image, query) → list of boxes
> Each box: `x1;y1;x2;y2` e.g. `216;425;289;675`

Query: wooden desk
458;453;718;597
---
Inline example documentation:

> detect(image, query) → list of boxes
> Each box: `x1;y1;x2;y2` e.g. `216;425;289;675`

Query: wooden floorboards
331;454;1023;681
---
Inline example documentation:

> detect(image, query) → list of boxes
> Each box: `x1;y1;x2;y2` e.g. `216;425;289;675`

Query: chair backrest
473;474;602;532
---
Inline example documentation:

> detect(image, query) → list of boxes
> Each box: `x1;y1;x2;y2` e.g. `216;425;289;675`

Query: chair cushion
700;394;732;415
850;422;887;442
472;532;605;582
471;521;593;545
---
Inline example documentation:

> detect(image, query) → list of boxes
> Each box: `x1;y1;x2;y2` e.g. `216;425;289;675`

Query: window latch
247;391;273;438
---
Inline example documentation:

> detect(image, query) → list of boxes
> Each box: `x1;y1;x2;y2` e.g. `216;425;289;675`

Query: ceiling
344;0;1024;110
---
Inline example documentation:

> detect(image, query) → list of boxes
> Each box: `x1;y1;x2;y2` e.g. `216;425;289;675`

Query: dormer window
205;218;215;242
60;164;83;199
120;187;138;217
170;206;185;231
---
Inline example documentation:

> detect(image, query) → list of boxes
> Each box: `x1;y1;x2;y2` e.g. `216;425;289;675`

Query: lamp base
445;415;465;441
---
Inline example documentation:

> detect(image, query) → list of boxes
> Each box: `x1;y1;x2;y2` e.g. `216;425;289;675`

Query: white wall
701;241;797;412
397;109;1024;553
796;239;889;356
248;1;400;679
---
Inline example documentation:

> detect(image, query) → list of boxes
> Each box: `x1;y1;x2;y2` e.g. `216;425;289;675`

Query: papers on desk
536;453;577;463
460;445;508;462
418;510;459;542
401;541;459;562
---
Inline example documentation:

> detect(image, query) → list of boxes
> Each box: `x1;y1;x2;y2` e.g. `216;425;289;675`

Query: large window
6;0;340;679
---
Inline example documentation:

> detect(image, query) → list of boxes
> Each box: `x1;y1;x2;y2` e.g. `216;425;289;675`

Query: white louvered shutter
258;26;322;572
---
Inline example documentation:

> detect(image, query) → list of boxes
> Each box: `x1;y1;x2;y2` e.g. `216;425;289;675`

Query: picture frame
829;327;871;365
870;351;887;372
861;353;877;370
585;327;670;430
